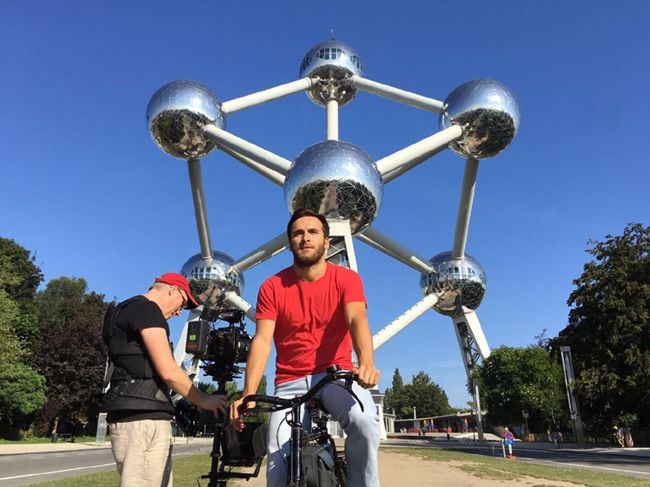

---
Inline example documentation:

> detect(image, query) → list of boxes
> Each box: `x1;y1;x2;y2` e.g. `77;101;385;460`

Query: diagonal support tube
373;293;439;350
356;227;434;274
377;125;463;183
351;75;445;113
223;291;256;323
219;145;285;187
187;158;213;260
452;157;479;260
221;77;314;114
228;232;288;275
203;124;292;175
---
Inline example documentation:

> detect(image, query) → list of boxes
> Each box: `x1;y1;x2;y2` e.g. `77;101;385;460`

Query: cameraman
230;210;381;487
101;272;227;487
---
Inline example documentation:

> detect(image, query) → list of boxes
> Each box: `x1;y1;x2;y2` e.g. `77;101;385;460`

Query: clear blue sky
2;1;648;408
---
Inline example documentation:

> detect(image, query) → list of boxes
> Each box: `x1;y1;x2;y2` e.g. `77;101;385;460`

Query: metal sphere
420;251;487;316
147;80;225;159
440;79;520;159
299;40;363;107
284;140;383;234
180;251;243;308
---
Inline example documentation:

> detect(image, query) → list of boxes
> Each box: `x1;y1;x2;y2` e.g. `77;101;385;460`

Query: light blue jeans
266;372;380;487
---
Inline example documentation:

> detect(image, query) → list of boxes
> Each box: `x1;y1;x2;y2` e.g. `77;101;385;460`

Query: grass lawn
387;448;650;487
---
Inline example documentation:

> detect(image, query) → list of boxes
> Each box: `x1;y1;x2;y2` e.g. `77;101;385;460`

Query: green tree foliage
552;223;650;432
0;238;44;343
479;345;565;431
0;363;47;417
29;277;108;435
0;240;47;424
0;238;43;303
384;369;452;418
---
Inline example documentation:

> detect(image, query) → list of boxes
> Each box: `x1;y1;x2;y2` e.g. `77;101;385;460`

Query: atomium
440;79;520;159
284;140;382;234
299;40;363;107
142;40;520;433
180;251;243;308
420;251;487;316
147;80;225;159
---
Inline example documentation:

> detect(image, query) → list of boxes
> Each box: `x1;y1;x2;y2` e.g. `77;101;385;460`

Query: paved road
0;442;213;486
401;439;650;479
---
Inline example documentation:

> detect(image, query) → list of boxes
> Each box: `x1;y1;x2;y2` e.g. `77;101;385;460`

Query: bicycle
239;366;363;487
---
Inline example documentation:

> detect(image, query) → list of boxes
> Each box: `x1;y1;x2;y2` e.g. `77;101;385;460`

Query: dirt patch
234;450;586;486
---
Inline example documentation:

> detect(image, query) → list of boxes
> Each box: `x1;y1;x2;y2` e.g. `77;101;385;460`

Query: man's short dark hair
286;209;330;240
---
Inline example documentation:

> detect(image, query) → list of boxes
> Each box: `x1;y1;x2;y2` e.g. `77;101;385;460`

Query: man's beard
293;243;327;268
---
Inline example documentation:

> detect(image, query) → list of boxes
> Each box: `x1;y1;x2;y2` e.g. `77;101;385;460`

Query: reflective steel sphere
440;79;520;159
147;80;225;159
420;251;487;316
299;40;363;107
180;251;243;308
284;140;382;234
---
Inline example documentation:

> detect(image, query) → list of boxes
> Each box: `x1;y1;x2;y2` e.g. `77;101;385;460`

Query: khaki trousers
109;419;173;487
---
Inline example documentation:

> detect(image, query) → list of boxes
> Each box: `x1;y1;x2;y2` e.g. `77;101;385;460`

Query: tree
30;277;108;435
384;369;452;418
552;223;650;432
479;345;565;432
0;241;47;427
0;238;43;303
0;238;44;346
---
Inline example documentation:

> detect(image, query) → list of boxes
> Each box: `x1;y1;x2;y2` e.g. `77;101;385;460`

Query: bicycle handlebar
239;368;361;414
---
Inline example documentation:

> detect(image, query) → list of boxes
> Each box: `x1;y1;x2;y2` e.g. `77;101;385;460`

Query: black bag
301;444;338;487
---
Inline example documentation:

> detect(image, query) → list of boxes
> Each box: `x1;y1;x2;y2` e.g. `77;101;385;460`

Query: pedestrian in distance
503;426;516;459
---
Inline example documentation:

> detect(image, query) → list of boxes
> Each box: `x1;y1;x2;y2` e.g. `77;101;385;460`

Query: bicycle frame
241;367;362;486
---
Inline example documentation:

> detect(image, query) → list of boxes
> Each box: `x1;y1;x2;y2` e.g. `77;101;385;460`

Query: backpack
301;444;339;487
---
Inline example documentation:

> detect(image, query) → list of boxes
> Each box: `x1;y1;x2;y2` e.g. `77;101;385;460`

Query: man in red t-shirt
230;209;381;487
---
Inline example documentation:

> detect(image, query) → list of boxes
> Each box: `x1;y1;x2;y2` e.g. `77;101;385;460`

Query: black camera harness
100;296;174;414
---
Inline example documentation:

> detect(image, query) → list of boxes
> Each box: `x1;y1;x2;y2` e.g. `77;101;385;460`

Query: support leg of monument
451;312;491;442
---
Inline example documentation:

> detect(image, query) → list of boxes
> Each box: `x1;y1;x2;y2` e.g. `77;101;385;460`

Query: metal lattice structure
146;39;520;439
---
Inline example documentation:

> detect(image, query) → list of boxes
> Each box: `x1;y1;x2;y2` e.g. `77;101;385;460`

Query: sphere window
317;48;342;60
300;56;311;72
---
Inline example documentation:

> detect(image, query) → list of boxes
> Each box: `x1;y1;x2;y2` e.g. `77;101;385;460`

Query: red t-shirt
256;263;366;385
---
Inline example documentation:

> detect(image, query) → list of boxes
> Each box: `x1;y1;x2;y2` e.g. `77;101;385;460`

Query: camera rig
181;305;266;487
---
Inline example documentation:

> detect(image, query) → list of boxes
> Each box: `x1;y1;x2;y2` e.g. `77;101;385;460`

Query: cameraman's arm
229;319;275;426
140;327;226;413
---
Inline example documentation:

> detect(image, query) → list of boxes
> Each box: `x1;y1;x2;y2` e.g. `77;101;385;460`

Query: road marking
0;463;116;481
0;450;199;481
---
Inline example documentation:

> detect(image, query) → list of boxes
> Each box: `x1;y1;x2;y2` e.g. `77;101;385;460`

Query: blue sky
2;1;648;408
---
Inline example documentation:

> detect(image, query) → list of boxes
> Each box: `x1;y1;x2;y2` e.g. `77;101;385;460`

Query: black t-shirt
107;297;174;423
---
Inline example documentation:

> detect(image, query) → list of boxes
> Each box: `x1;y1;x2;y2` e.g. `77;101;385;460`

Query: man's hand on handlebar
229;396;255;432
352;364;380;389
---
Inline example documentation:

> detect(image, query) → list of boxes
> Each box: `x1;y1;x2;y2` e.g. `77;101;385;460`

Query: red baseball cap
155;272;199;309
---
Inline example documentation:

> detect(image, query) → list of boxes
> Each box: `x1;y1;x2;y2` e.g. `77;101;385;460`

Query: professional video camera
180;305;266;487
185;306;252;383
